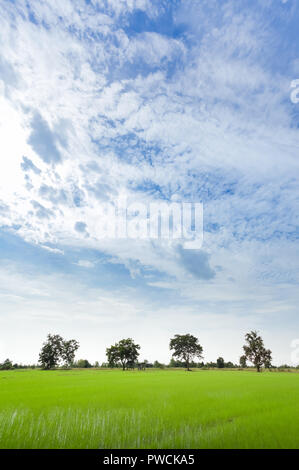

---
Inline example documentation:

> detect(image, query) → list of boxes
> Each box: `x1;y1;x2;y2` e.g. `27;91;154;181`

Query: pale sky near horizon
0;0;298;366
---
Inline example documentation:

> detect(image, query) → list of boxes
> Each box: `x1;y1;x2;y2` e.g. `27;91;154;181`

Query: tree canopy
239;355;247;368
106;338;140;370
243;331;272;372
216;357;225;368
0;358;13;370
38;334;79;369
169;334;203;371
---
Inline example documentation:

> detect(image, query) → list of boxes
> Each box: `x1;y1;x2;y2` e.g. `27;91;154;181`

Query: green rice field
1;368;299;449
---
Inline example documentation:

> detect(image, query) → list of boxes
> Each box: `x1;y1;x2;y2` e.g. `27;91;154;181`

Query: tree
0;358;13;370
243;331;272;372
153;360;165;369
169;358;178;367
217;357;225;368
39;334;64;370
76;359;92;368
106;338;140;370
263;349;272;369
169;334;203;371
224;361;236;368
239;355;247;368
61;339;80;368
205;361;217;368
38;334;80;370
106;344;120;368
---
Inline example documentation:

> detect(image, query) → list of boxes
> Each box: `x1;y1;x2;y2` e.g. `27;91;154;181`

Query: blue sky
0;0;298;365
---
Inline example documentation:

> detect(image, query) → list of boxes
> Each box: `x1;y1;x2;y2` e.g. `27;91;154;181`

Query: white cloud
0;263;296;365
40;245;64;255
76;259;95;268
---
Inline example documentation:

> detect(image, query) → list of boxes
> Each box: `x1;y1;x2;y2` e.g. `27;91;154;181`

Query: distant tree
39;334;64;370
76;359;92;368
168;358;178;367
206;361;217;368
169;334;203;371
224;361;236;369
217;357;225;368
243;331;272;372
101;362;110;368
61;339;80;368
106;338;140;370
9;362;37;369
153;360;165;369
94;361;99;368
239;355;247;368
0;359;13;370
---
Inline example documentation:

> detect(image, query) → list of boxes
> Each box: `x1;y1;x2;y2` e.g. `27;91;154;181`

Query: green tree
206;361;217;368
38;334;80;369
216;357;225;368
0;359;13;370
169;334;203;371
153;360;164;369
243;331;272;372
239;355;247;368
106;344;120;368
106;338;140;370
225;361;235;368
76;359;92;368
61;339;80;368
39;334;64;370
168;358;177;367
263;349;272;369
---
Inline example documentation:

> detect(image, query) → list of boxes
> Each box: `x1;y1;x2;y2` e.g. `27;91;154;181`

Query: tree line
0;330;274;372
36;330;272;372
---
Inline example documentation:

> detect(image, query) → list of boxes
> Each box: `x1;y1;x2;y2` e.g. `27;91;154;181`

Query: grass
1;368;299;449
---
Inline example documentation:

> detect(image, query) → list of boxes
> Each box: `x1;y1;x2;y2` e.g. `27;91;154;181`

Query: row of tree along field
1;358;297;371
0;331;277;372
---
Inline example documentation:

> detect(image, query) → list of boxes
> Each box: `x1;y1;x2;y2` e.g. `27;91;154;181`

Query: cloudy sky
0;0;298;366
